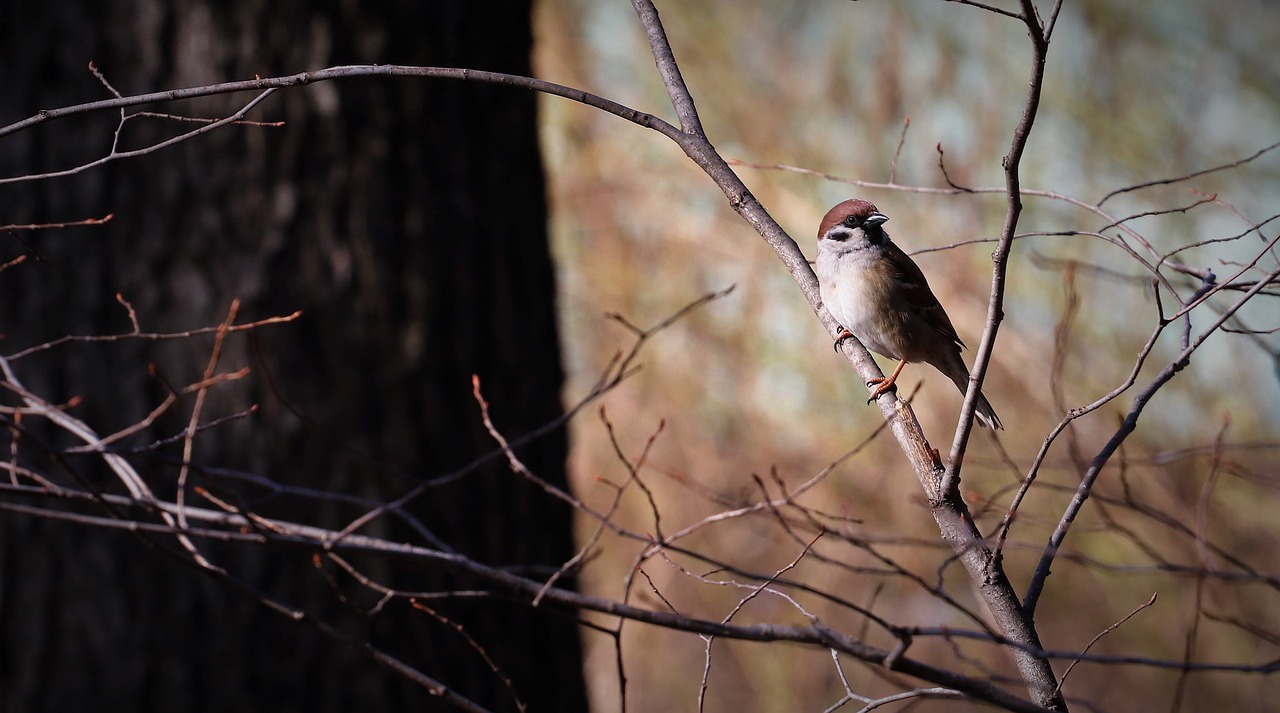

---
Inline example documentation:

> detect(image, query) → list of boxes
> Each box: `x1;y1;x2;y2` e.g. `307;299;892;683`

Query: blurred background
534;0;1280;710
0;0;1276;711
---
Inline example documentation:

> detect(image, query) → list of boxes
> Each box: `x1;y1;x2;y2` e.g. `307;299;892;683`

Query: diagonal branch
627;0;1065;708
942;0;1050;494
1098;139;1280;206
932;1;1064;708
1022;264;1280;616
629;0;705;136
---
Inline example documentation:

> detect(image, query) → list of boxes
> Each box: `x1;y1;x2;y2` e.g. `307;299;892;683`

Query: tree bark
0;1;585;711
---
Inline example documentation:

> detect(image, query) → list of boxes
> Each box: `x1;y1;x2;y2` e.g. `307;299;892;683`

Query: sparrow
815;198;1003;429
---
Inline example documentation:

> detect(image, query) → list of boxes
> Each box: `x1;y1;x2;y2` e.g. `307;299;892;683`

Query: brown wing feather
884;241;966;349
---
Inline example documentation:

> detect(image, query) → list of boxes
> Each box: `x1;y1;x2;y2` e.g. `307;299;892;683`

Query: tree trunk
0;1;585;711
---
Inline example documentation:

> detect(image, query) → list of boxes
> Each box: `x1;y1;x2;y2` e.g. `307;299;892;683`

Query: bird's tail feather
944;366;1003;430
973;393;1002;430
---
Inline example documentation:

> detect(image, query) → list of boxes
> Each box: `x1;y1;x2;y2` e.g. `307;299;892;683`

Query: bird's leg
866;359;907;403
831;328;855;352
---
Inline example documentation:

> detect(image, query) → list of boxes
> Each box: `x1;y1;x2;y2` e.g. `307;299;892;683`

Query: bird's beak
865;212;889;227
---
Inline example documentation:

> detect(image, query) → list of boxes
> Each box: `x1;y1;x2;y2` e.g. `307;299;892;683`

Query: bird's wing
885;241;966;349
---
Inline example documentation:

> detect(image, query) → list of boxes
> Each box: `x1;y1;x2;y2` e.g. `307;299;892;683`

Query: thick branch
630;0;705;136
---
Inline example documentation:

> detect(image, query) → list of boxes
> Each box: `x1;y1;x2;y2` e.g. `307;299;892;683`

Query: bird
815;198;1002;429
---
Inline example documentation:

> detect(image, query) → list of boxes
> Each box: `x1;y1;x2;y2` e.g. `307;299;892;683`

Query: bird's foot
865;374;899;403
831;329;855;352
865;359;908;404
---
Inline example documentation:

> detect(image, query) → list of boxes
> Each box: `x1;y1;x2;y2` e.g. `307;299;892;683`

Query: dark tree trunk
0;2;585;711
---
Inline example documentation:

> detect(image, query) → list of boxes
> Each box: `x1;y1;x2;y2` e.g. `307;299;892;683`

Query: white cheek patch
823;227;869;254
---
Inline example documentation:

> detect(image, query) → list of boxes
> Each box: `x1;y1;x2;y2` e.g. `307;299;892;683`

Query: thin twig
1098;139;1280;206
1054;593;1158;696
4;310;301;360
176;301;240;531
888;116;910;184
0;213;114;232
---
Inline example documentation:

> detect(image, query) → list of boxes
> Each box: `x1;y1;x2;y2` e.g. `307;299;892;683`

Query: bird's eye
843;215;859;227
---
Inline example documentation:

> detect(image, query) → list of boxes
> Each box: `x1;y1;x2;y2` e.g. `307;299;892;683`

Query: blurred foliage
534;0;1279;710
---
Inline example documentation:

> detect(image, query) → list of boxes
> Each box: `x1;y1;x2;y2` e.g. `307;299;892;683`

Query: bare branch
942;0;1024;21
4;310;301;360
1055;593;1158;695
0;213;114;232
0;494;1056;713
176;300;240;531
888;116;910;184
1023;264;1280;615
630;0;704;136
1098;139;1280;206
0;65;684;163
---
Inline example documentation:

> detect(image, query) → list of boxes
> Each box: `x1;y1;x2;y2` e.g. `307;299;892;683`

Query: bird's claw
864;374;899;403
831;328;854;352
865;359;907;404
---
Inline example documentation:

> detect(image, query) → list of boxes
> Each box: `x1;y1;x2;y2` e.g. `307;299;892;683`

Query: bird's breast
817;251;906;359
